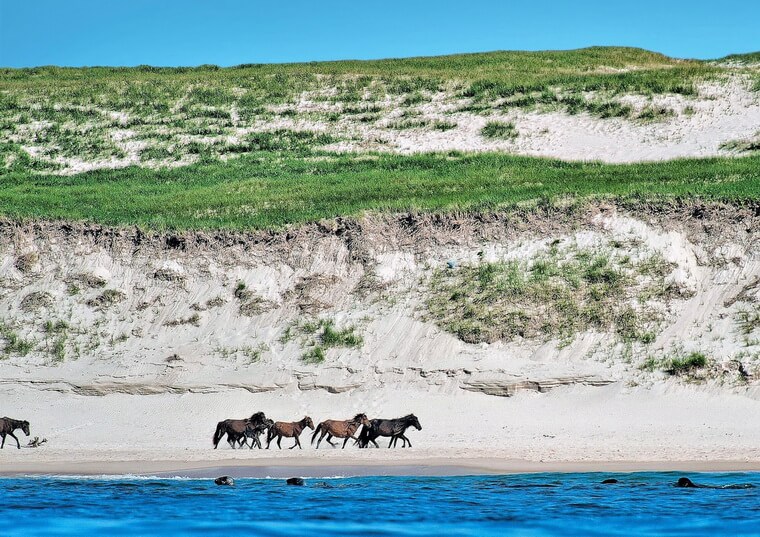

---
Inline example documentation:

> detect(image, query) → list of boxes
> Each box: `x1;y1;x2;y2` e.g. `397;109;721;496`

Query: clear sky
1;0;758;67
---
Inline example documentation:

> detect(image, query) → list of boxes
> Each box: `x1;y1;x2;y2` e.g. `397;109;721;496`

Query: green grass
1;322;35;357
0;47;757;231
641;350;710;376
0;152;757;230
321;320;363;348
3;46;753;175
736;307;760;336
720;135;760;153
481;121;518;139
667;351;708;374
302;345;326;364
636;105;676;122
283;318;363;363
425;245;675;343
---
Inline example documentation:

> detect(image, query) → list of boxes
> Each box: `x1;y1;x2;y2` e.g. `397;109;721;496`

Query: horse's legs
9;432;20;449
291;435;302;450
326;434;336;447
342;436;353;449
316;430;326;449
277;435;282;449
1;433;5;449
399;434;411;448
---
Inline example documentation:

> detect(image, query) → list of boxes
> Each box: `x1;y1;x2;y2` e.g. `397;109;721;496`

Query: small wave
18;474;203;481
261;475;350;480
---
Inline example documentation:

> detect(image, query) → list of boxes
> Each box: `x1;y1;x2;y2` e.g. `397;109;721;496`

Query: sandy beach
2;381;759;477
3;455;760;478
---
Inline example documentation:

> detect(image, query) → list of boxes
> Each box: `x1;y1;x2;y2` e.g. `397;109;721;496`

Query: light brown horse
266;416;314;449
1;417;30;449
311;413;370;449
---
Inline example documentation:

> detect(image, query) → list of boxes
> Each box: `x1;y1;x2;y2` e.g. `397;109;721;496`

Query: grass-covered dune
1;152;758;229
1;47;759;230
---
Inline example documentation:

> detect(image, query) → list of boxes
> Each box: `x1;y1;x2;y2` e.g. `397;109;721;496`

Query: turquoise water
0;472;758;536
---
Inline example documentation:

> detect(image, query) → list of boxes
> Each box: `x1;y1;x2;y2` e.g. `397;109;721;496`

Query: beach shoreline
3;456;760;478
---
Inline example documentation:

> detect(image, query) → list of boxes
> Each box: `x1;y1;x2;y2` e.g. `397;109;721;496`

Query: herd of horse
212;412;422;450
0;412;422;451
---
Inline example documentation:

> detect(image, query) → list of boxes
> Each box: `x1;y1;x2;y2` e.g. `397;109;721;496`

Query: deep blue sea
0;472;758;536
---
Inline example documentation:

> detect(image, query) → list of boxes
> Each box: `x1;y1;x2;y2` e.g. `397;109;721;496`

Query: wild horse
357;414;421;448
0;417;30;449
311;413;369;449
266;416;314;449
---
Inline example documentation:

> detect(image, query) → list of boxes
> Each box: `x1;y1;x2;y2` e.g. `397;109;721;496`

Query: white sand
1;383;759;476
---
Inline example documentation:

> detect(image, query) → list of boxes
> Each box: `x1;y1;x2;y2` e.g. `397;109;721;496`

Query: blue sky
1;0;758;67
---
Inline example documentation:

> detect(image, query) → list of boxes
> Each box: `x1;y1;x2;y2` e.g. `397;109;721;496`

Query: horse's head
355;413;370;427
21;421;30;436
303;416;314;430
250;411;266;423
407;414;421;431
263;419;274;429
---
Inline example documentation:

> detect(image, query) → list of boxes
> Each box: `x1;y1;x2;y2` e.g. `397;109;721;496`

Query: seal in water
601;478;618;484
286;477;304;486
214;476;235;486
676;477;754;489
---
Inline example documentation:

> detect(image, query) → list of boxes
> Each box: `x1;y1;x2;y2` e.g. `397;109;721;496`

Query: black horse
357;414;421;448
1;417;30;449
212;412;267;449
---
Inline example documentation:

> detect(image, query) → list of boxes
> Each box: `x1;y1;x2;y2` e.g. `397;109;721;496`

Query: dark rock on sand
214;476;235;486
286;477;304;486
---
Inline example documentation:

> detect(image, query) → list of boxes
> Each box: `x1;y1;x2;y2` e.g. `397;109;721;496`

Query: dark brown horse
266;416;314;449
212;412;267;449
357;414;421;448
240;418;274;449
1;417;30;449
311;413;369;449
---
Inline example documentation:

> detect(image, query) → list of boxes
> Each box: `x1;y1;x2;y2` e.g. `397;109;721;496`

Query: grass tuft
425;245;673;344
481;121;518;139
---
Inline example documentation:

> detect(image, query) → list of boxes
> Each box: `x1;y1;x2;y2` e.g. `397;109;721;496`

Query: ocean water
0;472;758;536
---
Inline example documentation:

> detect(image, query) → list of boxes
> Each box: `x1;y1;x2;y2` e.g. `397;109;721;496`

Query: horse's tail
311;423;323;445
212;421;226;448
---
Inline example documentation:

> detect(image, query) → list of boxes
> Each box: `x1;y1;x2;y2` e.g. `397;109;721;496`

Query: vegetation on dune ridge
0;151;758;230
0;47;710;80
0;46;758;231
1;46;756;174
